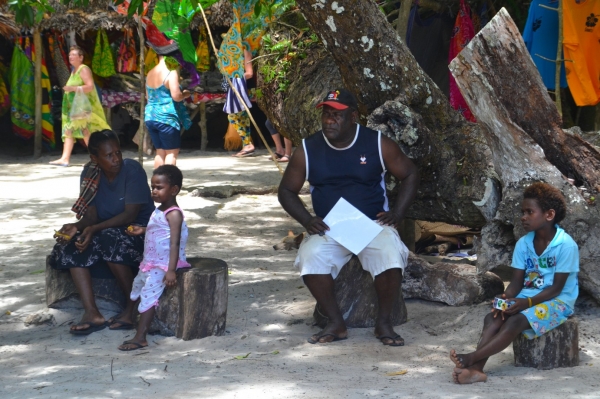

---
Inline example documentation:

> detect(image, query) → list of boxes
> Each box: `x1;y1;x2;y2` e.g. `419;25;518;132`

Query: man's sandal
377;335;405;347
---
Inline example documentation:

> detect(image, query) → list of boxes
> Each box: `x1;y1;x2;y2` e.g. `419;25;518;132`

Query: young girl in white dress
119;165;190;351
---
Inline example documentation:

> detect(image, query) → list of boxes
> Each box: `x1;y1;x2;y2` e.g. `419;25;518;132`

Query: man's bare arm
278;145;329;235
376;135;419;226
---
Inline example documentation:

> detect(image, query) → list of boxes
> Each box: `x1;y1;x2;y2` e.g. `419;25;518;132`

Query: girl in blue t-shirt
449;182;579;384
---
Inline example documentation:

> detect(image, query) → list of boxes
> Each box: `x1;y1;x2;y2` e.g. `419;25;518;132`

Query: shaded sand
1;149;600;398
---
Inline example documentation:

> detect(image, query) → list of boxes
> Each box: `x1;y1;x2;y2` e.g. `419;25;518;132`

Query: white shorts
294;225;408;279
130;268;166;313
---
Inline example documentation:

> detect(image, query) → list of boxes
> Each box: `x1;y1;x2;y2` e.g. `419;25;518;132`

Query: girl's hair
69;45;85;57
154;165;183;188
88;130;120;156
523;182;567;224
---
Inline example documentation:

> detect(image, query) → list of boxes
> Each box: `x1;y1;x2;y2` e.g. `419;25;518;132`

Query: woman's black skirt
50;227;144;278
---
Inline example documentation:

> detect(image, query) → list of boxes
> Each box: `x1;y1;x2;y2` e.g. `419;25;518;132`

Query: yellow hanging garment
196;26;210;72
144;47;159;74
562;0;600;106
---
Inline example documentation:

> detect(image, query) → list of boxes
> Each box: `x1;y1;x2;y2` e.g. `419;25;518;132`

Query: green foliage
259;21;319;94
9;0;54;27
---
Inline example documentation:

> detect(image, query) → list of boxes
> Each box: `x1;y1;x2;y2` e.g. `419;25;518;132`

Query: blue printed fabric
518;297;573;339
522;0;568;90
511;225;579;310
145;84;181;131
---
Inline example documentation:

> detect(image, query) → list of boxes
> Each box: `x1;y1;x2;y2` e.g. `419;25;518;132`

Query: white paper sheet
322;197;384;255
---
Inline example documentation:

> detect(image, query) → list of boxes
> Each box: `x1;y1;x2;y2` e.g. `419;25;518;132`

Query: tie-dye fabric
92;30;116;78
10;39;35;141
196;26;210;72
118;29;138;73
62;65;110;139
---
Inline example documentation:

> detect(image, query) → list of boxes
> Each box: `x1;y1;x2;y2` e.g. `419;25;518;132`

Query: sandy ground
1;148;600;399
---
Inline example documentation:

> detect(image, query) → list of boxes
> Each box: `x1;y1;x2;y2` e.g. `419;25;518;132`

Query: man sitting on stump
278;89;418;346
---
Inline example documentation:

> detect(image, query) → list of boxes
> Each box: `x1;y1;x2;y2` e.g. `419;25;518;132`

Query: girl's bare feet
449;349;464;368
449;349;472;368
452;367;488;384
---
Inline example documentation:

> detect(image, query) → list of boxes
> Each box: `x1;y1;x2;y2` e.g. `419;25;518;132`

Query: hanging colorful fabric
9;38;35;140
152;0;198;64
92;30;116;77
32;40;56;148
0;73;9;117
196;26;210;72
151;0;201;87
449;0;476;122
118;29;138;73
49;35;71;87
145;47;159;74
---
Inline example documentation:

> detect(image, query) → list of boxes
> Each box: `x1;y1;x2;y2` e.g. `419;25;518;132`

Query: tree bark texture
403;254;504;305
260;2;600;300
449;8;600;191
256;42;343;142
312;257;407;328
450;8;600;301
513;317;579;370
45;256;125;314
313;253;503;329
152;257;228;340
266;1;498;227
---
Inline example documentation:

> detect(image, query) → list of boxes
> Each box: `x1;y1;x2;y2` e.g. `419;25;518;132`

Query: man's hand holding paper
323;198;384;255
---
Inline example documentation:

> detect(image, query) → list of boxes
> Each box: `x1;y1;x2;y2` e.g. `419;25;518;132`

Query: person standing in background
145;45;191;169
49;46;110;167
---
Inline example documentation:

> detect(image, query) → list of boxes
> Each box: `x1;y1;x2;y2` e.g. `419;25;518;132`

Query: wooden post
103;107;112;127
33;28;43;158
555;0;563;117
137;21;146;165
399;219;416;252
199;102;207;151
396;0;413;41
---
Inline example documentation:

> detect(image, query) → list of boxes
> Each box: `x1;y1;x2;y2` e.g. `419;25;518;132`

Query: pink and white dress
131;206;191;312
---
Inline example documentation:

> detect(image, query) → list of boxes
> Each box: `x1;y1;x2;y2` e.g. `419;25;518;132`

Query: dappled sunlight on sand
1;150;600;398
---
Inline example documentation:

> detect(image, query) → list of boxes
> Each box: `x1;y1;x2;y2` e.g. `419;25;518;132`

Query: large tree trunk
261;2;600;300
270;3;498;228
450;8;600;300
449;9;600;191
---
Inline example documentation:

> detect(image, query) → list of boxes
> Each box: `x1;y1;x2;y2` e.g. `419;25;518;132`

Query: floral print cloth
50;227;145;270
518;298;573;339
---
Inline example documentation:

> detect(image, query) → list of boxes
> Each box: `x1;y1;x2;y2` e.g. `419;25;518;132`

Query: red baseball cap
316;89;358;110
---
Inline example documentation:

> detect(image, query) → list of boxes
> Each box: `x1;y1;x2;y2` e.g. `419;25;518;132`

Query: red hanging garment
118;29;138;73
449;0;476;122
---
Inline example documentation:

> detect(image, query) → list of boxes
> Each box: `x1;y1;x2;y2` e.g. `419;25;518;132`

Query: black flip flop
307;333;348;344
118;341;148;352
69;321;107;336
377;335;405;347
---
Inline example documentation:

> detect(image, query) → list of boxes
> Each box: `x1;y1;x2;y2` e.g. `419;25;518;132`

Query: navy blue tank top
303;124;389;220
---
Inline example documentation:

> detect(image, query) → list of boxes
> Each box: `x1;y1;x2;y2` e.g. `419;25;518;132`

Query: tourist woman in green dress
49;46;110;167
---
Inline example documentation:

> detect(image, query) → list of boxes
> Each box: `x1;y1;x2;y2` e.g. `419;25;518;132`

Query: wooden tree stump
152;257;228;340
45;256;126;313
46;256;229;341
313;257;407;328
513;317;579;370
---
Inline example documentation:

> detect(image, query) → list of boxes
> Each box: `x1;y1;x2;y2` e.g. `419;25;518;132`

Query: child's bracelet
528;297;533;308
